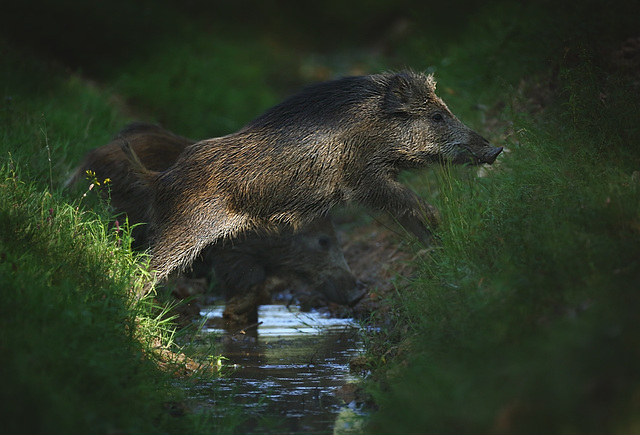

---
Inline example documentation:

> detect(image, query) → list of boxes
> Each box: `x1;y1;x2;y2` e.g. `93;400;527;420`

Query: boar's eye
318;236;331;249
431;112;444;123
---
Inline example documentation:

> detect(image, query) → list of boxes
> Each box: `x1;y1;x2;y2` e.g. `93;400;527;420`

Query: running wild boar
122;71;503;282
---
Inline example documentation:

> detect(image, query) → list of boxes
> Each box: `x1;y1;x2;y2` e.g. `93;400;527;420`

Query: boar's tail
119;137;156;186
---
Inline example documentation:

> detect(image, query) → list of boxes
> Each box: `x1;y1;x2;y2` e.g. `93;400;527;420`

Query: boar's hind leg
149;231;212;282
149;208;254;282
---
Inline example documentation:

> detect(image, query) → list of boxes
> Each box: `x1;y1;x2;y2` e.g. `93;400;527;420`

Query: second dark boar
126;70;503;281
205;216;359;323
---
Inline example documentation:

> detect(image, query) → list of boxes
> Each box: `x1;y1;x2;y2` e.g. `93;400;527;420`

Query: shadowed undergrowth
365;2;640;433
0;43;216;434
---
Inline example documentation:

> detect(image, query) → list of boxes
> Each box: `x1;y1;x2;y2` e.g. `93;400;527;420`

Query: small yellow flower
103;178;111;184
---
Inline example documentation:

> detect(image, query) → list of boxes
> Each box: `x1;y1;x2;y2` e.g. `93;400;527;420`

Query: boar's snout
459;133;503;165
315;271;364;306
481;145;504;164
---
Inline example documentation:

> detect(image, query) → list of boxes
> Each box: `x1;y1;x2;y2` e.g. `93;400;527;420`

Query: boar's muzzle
315;272;364;306
481;145;504;164
455;133;503;165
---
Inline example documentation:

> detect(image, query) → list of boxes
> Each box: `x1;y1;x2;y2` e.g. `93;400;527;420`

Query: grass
0;164;186;434
1;42;124;188
364;1;640;434
106;34;286;139
0;41;218;434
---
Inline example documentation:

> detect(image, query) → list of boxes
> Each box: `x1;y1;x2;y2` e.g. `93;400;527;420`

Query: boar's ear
383;72;415;115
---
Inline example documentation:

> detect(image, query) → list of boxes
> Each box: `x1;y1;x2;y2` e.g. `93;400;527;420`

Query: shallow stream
194;304;365;434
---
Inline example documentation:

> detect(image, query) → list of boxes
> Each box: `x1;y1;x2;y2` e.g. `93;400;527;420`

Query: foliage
0;40;125;189
366;1;640;434
0;163;189;434
108;34;286;139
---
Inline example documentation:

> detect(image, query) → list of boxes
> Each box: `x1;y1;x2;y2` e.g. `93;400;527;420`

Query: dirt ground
337;216;424;322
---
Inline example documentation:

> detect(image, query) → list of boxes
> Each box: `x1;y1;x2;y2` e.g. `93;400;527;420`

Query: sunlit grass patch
0;147;213;434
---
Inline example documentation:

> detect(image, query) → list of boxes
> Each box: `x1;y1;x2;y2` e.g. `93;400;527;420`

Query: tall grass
367;1;640;433
1;42;123;189
106;34;288;139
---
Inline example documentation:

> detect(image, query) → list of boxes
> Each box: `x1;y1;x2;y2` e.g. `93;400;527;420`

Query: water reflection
197;305;363;434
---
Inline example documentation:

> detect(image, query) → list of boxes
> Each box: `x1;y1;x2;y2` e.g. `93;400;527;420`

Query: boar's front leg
357;177;440;245
393;198;440;245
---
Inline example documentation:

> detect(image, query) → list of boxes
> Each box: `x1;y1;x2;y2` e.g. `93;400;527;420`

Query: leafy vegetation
0;162;193;434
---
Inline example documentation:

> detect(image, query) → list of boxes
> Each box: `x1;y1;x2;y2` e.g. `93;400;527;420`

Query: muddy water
196;304;365;434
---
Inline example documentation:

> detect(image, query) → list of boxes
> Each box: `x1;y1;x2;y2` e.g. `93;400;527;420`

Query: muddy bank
339;216;424;323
